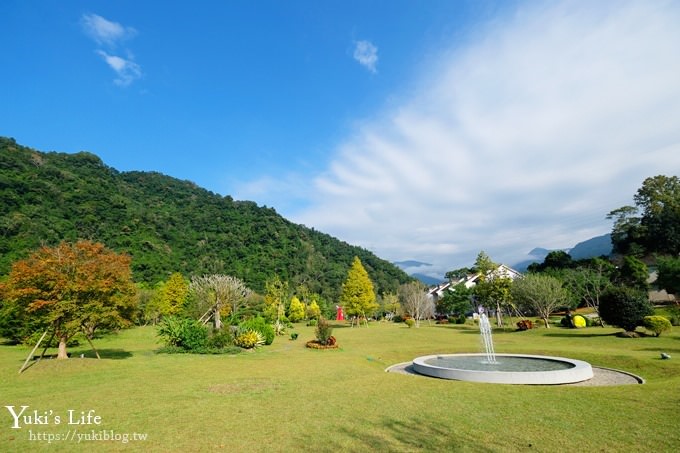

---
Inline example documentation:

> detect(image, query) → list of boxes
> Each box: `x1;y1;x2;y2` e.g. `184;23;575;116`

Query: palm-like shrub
157;316;208;350
235;329;265;349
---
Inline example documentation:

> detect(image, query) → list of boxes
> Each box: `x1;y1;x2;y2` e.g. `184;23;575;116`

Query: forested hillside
0;137;411;299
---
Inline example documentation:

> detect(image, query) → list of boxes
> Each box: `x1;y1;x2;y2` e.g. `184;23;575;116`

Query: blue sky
2;1;680;278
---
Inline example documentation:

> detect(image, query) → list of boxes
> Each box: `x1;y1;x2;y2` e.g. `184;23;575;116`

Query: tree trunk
57;336;69;359
495;302;503;327
543;316;550;328
214;308;222;330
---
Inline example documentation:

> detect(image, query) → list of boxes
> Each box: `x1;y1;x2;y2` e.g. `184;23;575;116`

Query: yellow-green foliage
573;315;586;328
340;256;378;318
643;316;672;337
235;330;265;349
305;300;321;319
288;296;305;322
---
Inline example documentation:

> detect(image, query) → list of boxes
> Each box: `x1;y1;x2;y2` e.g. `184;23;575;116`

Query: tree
655;256;680;298
340;257;378;326
379;292;400;319
511;274;569;328
0;240;136;359
305;299;321;320
288;296;305;322
634;175;680;255
158;272;189;316
398;282;434;327
190;275;252;329
436;283;473;317
471;251;514;327
562;259;614;326
599;286;653;333
616;256;649;290
608;175;680;256
263;276;288;323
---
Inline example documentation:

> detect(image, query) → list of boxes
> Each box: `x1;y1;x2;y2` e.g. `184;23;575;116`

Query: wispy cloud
96;50;142;87
353;40;378;73
81;13;136;47
284;1;680;275
81;13;142;86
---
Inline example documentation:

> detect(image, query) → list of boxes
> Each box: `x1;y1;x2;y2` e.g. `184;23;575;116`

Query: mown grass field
1;321;679;452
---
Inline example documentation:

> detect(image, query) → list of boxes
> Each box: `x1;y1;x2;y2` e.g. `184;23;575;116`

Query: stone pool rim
411;353;594;385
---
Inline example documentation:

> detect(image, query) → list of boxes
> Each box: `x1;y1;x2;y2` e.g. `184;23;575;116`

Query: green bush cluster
238;317;275;345
642;316;672;337
405;319;416;328
157;317;208;351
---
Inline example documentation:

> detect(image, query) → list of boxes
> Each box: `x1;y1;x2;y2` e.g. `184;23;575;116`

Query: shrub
234;329;265;349
290;332;299;340
207;329;234;349
392;315;404;323
643;316;672;337
405;318;416;328
239;317;275;345
157;316;208;351
516;319;533;331
572;315;586;328
599;286;654;332
314;317;334;345
560;316;573;328
306;319;318;327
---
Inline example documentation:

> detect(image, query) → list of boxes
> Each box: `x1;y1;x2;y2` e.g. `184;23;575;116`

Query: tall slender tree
340;257;377;326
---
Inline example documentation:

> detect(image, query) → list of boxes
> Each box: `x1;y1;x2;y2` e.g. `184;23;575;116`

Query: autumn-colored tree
288;296;305;322
1;240;136;359
190;274;252;329
340;257;377;326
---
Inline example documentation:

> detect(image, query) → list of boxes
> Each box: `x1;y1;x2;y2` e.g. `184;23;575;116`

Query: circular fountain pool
412;353;594;385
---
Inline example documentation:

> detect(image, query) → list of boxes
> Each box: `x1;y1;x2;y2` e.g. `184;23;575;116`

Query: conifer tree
288;296;305;322
340;257;377;326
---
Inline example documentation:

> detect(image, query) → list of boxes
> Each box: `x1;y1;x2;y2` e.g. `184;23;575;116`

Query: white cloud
283;1;680;275
81;13;136;47
96;50;142;87
353;40;378;73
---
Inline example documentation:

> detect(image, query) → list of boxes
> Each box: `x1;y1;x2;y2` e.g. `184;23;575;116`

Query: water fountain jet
411;308;594;385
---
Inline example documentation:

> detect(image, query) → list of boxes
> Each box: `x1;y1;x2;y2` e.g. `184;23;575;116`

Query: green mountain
0;137;411;300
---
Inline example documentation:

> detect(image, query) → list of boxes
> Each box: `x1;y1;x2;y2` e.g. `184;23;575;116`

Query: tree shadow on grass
543;332;620;338
76;349;133;360
297;415;495;452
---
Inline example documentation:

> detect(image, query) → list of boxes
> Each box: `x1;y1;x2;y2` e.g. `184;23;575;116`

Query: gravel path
385;362;644;386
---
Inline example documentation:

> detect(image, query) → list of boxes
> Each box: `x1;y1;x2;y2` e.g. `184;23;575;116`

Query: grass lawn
1;321;679;452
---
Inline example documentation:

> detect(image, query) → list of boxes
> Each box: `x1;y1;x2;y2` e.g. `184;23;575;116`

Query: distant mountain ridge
513;234;612;271
0;137;411;300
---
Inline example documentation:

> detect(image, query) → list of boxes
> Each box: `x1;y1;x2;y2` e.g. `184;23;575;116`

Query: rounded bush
642;316;672;337
405;318;416;328
572;315;586;328
238;317;275;345
599;286;653;332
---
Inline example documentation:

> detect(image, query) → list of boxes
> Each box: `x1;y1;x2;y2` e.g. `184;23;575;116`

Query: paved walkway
385;362;644;386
